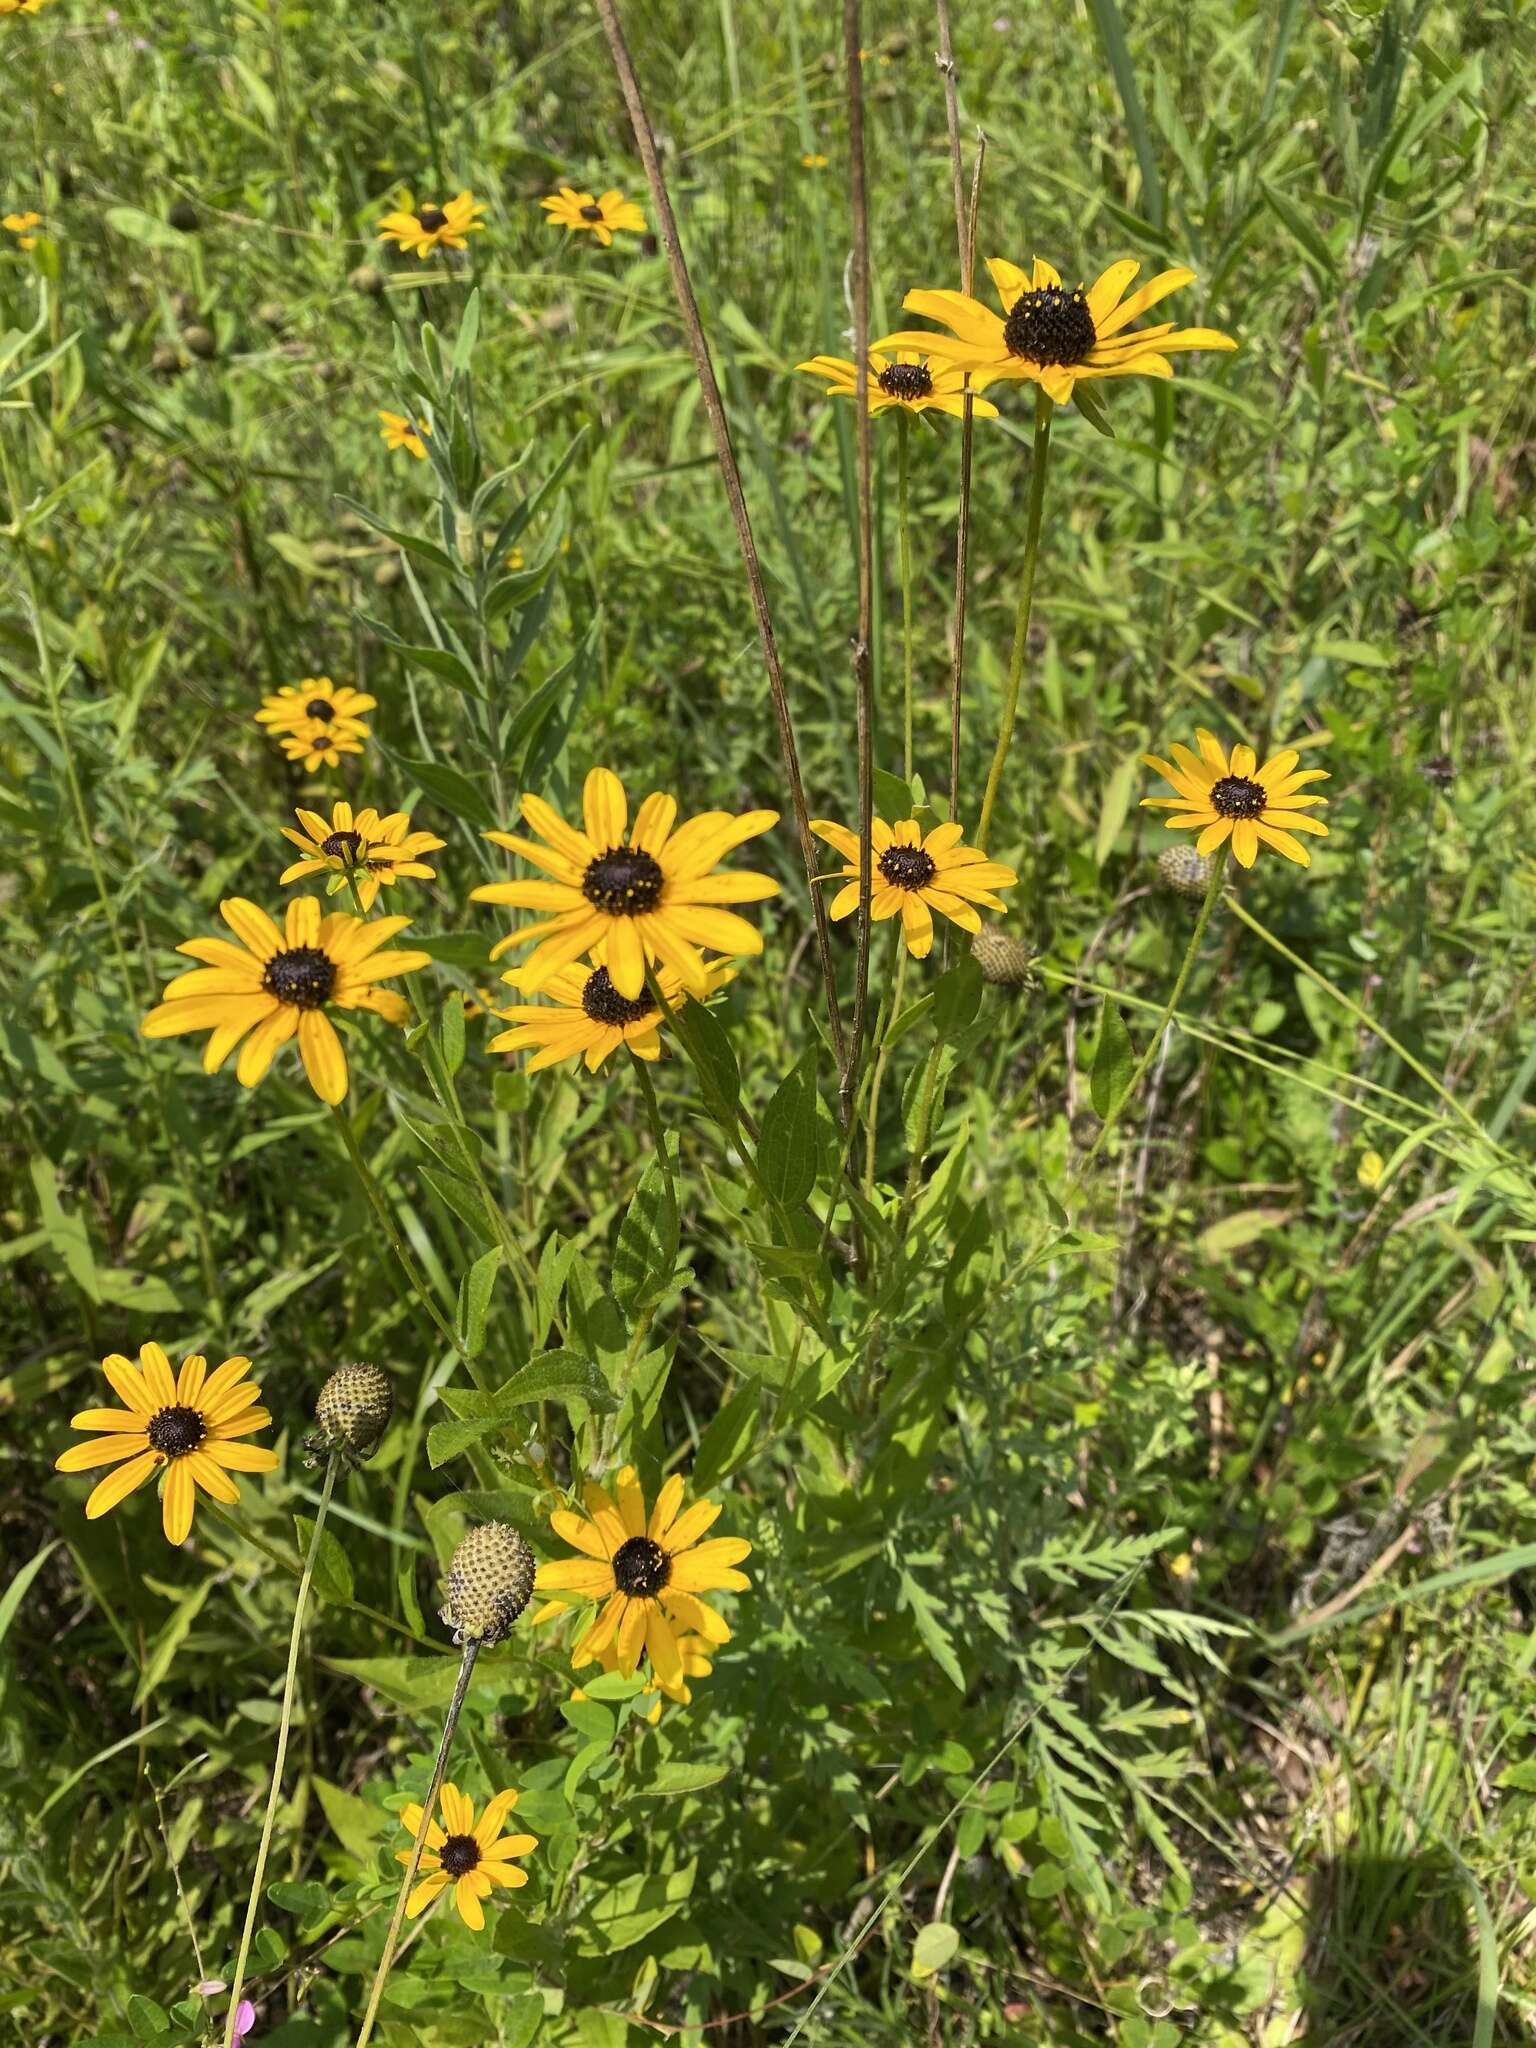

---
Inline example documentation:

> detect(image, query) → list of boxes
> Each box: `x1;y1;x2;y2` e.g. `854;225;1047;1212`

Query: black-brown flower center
263;945;337;1009
322;830;364;861
1209;775;1267;819
1002;283;1096;367
877;845;937;892
417;207;449;232
613;1535;671;1599
582;848;664;918
581;966;657;1029
305;698;334;721
439;1833;480;1877
579;203;605;222
876;361;933;402
147;1404;205;1458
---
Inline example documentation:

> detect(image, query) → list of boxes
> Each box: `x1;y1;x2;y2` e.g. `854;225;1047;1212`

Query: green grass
6;1;1536;2044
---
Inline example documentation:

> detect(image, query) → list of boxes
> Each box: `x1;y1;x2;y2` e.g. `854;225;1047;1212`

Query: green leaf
899;1571;966;1690
613;1158;679;1318
1089;999;1135;1118
394;757;496;832
294;1515;354;1605
569;1857;697;1955
692;1383;760;1493
911;1922;960;1977
932;957;983;1038
1083;0;1163;227
419;1164;495;1246
313;1775;379;1864
103;205;187;249
756;1052;819;1208
675;999;740;1118
1094;751;1140;866
1259;178;1337;286
625;1761;730;1800
456;1247;502;1358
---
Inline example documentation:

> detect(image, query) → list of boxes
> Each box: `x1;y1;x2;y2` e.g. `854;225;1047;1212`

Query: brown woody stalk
593;0;848;1085
843;0;876;1127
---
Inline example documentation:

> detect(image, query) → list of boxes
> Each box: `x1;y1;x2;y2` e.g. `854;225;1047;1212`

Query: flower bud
1157;845;1213;900
970;925;1035;990
441;1523;536;1646
348;264;386;298
304;1362;393;1468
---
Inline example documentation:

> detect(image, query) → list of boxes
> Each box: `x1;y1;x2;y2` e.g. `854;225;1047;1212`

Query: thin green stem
224;1458;339;2048
354;1640;480;2048
1077;849;1228;1178
894;1030;946;1244
975;390;1053;854
201;1496;429;1646
628;1048;676;1217
863;925;909;1196
328;1104;473;1368
896;410;914;785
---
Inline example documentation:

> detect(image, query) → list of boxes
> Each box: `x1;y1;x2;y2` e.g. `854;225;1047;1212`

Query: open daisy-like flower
571;1629;714;1725
141;897;430;1104
796;347;998;421
811;815;1018;960
1141;729;1330;869
396;1784;536;1932
470;768;778;999
540;186;646;247
878;256;1236;409
533;1465;751;1691
378;411;430;460
279;799;445;911
377;191;486;259
488;949;732;1075
4;211;42;249
255;680;376;773
55;1344;278;1545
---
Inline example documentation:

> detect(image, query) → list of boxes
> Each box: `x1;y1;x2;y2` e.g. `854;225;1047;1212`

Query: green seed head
304;1362;393;1468
970;926;1036;991
442;1523;536;1646
1157;845;1214;901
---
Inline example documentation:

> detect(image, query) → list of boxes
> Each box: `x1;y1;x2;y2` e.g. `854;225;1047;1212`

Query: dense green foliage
6;2;1536;2044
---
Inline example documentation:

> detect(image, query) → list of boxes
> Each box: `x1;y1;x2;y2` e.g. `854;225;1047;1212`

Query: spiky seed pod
348;263;386;297
441;1523;536;1646
257;300;289;331
150;343;184;377
970;926;1036;991
1157;844;1214;900
182;325;217;359
304;1362;393;1469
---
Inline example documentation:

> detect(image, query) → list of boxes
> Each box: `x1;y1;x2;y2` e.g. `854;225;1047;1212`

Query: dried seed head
442;1523;536;1646
305;1362;393;1468
348;264;386;297
970;926;1036;991
183;325;217;359
1157;845;1214;901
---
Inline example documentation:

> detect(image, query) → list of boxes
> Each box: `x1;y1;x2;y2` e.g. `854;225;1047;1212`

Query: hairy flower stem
974;389;1053;855
1077;849;1228;1179
354;1639;480;2048
224;1457;339;2048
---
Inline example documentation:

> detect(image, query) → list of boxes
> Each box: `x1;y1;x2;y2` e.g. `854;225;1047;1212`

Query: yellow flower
3;210;42;249
800;153;829;170
378;410;430;459
279;799;445;910
470;767;778;1000
141;897;430;1104
539;186;647;248
533;1464;751;1688
810;815;1017;960
796;347;998;421
488;949;733;1075
570;1629;714;1724
254;679;375;773
376;190;486;259
0;0;50;14
878;255;1237;409
55;1344;279;1545
395;1783;536;1932
1140;729;1330;869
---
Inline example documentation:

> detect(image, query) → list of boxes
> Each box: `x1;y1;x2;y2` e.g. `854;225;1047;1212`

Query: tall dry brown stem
844;0;875;1126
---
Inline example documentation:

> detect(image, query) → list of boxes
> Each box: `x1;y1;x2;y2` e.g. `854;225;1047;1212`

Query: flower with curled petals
395;1782;536;1931
470;767;778;1000
810;813;1017;960
878;254;1236;410
377;190;486;259
55;1344;278;1545
140;897;429;1103
1140;728;1330;869
540;186;646;247
533;1465;752;1691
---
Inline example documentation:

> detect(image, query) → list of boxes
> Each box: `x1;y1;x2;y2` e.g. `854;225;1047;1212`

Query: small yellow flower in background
879;255;1236;409
489;950;734;1075
378;410;430;460
505;546;525;571
570;1629;715;1724
3;211;42;249
796;347;998;422
810;815;1018;960
395;1783;536;1932
279;799;445;910
376;190;486;258
255;679;376;773
0;0;50;15
540;186;647;248
55;1344;278;1546
1140;729;1329;869
1358;1149;1385;1189
800;152;829;170
471;766;779;999
533;1465;751;1689
141;897;430;1104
